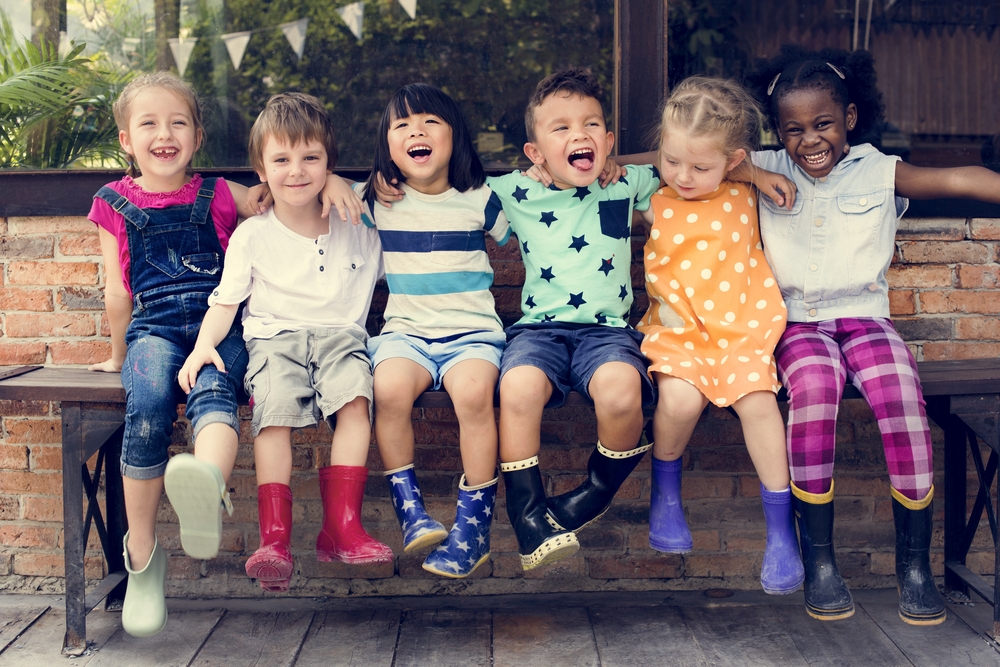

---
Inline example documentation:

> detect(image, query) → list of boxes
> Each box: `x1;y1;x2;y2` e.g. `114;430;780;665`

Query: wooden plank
88;610;224;667
294;610;399;667
678;605;807;666
189;611;313;667
947;598;1000;652
393;609;491;667
0;606;49;653
591;605;710;667
771;603;910;667
493;607;599;667
858;602;1000;667
0;606;120;666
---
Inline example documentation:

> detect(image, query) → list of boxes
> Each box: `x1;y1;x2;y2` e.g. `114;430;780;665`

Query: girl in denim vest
747;45;1000;626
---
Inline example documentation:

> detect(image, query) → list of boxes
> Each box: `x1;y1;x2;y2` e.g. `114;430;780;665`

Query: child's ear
523;141;546;166
118;129;132;154
727;148;747;172
845;103;858;132
256;169;268;184
605;131;615;154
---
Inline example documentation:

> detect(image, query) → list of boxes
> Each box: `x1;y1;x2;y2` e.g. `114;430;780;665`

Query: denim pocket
598;199;631;239
140;220;202;278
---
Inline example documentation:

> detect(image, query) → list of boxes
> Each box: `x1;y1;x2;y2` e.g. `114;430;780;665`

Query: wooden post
614;0;668;155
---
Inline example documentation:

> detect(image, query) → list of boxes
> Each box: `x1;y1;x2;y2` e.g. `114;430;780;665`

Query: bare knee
590;363;643;420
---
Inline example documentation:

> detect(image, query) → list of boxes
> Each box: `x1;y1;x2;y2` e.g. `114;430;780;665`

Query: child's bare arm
373;173;405;208
178;303;240;394
895;163;1000;203
522;160;626;188
89;228;131;373
320;173;364;223
227;179;270;217
728;162;797;209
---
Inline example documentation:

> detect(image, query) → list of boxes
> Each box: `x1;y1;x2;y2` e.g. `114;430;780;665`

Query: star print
569;235;589;252
651;165;660;179
619;175;629;185
477;535;487;545
389;475;406;485
412;486;422;496
539;211;557;227
443;559;460;571
573;186;590;200
483;506;492;517
619;284;629;301
525;295;536;309
457;499;465;508
599;258;614;275
595;312;608;324
540;267;555;282
465;515;481;527
543;314;555;322
512;186;529;202
401;499;416;511
568;292;586;309
456;540;471;552
470;490;485;502
522;239;530;254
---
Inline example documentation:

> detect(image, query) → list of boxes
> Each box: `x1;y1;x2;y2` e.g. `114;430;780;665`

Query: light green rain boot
121;531;167;637
164;453;233;559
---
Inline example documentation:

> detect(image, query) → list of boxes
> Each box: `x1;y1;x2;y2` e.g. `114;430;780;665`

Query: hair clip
766;73;781;96
826;63;846;79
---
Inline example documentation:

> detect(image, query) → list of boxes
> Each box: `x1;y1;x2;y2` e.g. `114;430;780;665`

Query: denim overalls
96;179;248;480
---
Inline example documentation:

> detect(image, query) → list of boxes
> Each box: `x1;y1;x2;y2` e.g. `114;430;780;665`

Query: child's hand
88;358;122;373
246;183;272;215
321;174;363;224
178;346;225;395
521;164;554;187
754;170;798;209
374;173;405;209
598;158;625;188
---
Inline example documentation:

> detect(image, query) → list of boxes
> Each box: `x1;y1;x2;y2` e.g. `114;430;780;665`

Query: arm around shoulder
895;161;1000;203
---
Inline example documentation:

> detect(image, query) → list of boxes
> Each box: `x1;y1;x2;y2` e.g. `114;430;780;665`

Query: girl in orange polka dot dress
636;77;804;595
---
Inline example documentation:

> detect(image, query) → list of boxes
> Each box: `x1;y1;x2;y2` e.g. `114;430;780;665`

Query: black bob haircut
363;83;485;203
745;44;885;144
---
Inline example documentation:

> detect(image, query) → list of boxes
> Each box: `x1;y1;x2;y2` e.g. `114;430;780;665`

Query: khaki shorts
245;327;373;437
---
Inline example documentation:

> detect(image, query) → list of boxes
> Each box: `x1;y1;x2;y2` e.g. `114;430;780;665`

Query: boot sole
899;609;947;626
545;505;610;533
317;551;394;565
649;536;693;554
403;527;449;554
762;581;804;595
164;455;223;560
805;603;855;621
245;556;293;590
422;552;491;579
521;533;580;571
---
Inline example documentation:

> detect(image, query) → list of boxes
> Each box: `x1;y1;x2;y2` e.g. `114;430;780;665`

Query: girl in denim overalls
747;45;1000;626
89;73;264;637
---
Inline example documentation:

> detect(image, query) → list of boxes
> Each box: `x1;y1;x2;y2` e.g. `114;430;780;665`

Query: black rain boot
892;486;947;625
792;481;854;620
501;456;579;571
545;438;651;532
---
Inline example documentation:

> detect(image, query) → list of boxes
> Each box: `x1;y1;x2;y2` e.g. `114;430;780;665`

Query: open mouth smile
568;148;595;171
801;150;830;167
151;147;179;159
407;144;432;163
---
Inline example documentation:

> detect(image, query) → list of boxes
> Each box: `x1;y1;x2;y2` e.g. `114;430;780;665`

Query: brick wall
0;214;995;597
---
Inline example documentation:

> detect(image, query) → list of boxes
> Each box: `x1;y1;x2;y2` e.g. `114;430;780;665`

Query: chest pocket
758;194;803;240
339;254;367;299
133;207;212;279
598;199;630;240
839;190;885;235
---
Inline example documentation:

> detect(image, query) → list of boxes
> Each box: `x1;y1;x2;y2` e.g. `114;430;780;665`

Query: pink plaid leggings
774;318;932;501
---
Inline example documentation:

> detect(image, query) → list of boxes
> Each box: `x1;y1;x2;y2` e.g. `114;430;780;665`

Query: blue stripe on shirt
379;229;486;253
484;191;503;232
386;271;494;295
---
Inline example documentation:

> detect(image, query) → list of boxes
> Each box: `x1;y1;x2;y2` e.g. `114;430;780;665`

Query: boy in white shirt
178;92;390;592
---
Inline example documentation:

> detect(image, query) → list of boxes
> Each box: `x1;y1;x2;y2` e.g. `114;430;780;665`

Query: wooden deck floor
1;589;997;666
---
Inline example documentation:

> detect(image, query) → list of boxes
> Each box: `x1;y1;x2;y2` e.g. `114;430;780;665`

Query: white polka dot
680;260;692;270
719;320;730;326
700;376;708;386
704;300;715;311
685;287;695;297
647;251;657;260
730;188;739;195
721;355;729;364
714;397;725;404
754;349;763;355
684;341;695;350
732;232;740;243
698;316;706;325
765;329;773;339
695;357;704;365
650;332;660;342
772;314;783;322
756;242;764;250
686;213;698;223
748;372;760;382
650;229;660;240
673;234;685;244
748;320;759;328
718;339;729;349
660;256;670;265
648;274;658;283
762;355;771;364
696;240;708;251
668;293;680;303
756;299;767;309
750;258;758;268
706;357;716;365
660;364;672;373
718;250;727;261
740;214;749;224
701;268;712;280
747;196;755;207
738;356;750;362
719;281;730;292
673;327;685;334
734;262;744;273
711;221;722;231
727;373;736;384
725;312;736;322
680;361;693;368
740;293;747;304
764;278;775;288
662;209;674;219
723;202;733;212
669;279;680;289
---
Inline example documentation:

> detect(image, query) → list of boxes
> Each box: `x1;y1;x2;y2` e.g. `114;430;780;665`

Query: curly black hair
744;45;885;143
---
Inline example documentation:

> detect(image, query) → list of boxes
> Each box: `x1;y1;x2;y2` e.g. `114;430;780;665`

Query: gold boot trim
890;484;933;511
791;480;834;504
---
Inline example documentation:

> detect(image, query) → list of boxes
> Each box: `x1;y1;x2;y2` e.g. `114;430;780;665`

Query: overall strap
95;186;149;229
190;177;218;224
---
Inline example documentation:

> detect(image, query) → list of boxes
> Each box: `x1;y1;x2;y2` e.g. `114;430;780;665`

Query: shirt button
810;264;818;271
868;283;879;291
818;177;827;183
809;308;817;317
814;218;823;227
351;263;356;269
319;249;324;255
859;197;867;206
319;266;325;272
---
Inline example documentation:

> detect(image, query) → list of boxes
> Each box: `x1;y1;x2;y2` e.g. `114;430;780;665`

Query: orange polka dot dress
637;181;787;406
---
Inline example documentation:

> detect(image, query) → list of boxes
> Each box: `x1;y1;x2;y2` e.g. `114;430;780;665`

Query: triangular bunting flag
279;18;309;61
398;0;417;20
337;2;365;42
221;31;252;70
167;37;197;76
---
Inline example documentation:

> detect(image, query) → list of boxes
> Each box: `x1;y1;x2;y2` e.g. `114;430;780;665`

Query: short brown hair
524;67;605;142
248;92;338;173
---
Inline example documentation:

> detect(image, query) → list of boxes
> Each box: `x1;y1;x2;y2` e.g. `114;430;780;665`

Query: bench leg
103;426;128;611
943;412;969;597
61;404;88;657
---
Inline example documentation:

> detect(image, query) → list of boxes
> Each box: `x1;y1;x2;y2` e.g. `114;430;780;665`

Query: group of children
87;43;1000;639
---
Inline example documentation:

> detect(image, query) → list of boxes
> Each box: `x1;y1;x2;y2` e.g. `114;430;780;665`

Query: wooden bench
1;360;999;653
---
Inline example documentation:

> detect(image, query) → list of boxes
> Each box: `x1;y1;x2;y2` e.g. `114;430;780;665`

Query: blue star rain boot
423;475;498;578
385;464;448;553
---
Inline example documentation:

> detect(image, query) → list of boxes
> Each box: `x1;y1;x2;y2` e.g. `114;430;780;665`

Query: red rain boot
316;465;394;564
244;483;294;591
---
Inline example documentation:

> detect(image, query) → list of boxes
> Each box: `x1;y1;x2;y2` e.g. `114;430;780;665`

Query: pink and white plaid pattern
774;318;932;500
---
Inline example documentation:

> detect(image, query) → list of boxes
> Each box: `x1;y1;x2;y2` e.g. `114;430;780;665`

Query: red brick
588;554;682;579
969;218;1000;240
0;342;47;365
887;265;952;288
955;316;1000;340
957;265;1000;289
49;340;111;365
523;554;586;579
58;233;101;256
0;235;54;259
684;553;759;577
0;525;58;548
4;418;60;444
0;471;63;494
724;528;767;552
8;216;93;234
896;218;966;241
7;261;99;286
682;475;736;499
888;290;915;315
30;445;62;471
898;241;989;265
0;494;18;520
0;287;53;312
12;553;104;578
919;290;1000;314
0;399;50;417
21;495;62;522
4;313;95;337
923;341;1000;361
0;444;29;469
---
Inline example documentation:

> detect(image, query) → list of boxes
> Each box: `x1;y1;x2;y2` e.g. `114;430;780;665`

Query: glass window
0;0;615;169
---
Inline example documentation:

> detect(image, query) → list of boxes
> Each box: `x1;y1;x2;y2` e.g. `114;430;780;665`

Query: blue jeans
121;289;247;480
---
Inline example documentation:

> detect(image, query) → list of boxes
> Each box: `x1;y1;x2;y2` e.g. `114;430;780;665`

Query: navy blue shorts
499;323;655;408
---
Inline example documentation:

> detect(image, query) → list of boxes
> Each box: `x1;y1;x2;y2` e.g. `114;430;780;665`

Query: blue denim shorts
121;290;247;480
499;323;654;408
368;330;506;390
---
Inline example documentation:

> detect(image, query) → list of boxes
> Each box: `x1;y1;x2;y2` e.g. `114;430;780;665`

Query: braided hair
655;76;762;160
745;45;885;144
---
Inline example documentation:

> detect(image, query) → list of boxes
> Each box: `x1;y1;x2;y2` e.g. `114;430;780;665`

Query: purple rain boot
760;483;806;595
648;457;693;553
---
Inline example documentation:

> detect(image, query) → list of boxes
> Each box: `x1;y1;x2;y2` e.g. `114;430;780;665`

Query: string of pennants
167;0;419;76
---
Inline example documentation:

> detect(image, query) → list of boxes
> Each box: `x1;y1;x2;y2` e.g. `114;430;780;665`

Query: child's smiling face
775;87;857;179
387;111;453;195
119;86;201;192
659;133;745;200
523;92;614;190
